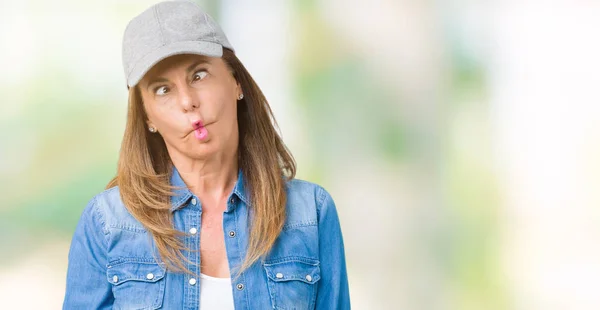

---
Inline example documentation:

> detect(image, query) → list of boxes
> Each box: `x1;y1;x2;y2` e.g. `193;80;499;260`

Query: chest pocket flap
107;261;166;285
264;259;321;284
264;258;321;310
106;261;167;310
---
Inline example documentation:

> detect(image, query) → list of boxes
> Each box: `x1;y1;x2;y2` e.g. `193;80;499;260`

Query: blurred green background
2;0;600;309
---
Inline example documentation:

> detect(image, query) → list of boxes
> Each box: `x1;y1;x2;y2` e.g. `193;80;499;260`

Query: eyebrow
145;59;210;90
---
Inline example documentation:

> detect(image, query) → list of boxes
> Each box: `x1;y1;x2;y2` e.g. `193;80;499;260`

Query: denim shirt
62;168;350;310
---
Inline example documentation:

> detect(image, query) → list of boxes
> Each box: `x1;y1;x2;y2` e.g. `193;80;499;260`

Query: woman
62;1;350;309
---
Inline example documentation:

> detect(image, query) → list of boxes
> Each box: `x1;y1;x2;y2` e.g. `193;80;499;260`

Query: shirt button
191;198;197;205
112;275;118;283
305;275;312;282
189;227;197;235
189;278;197;285
236;283;244;290
276;273;283;279
230;197;235;204
228;230;236;237
146;273;154;280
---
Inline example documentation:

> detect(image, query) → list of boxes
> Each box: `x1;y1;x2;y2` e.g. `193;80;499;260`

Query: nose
178;84;199;112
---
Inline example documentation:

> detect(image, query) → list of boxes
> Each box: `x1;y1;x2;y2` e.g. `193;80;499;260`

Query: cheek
147;103;184;132
203;87;237;119
217;97;238;128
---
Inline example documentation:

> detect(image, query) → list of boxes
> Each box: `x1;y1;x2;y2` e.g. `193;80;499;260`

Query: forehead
142;54;214;82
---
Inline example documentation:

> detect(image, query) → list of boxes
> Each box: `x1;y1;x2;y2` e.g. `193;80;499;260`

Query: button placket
179;206;201;309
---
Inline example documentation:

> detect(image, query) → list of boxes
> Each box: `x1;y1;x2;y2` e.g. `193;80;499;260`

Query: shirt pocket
106;260;167;310
263;258;321;310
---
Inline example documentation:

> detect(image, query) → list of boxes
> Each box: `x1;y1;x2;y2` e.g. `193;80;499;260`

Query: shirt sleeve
63;196;114;310
315;186;351;309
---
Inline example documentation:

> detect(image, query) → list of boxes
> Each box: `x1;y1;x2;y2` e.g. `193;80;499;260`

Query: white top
199;273;235;310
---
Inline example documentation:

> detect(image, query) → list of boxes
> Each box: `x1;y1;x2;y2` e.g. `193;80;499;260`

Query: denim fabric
63;167;350;309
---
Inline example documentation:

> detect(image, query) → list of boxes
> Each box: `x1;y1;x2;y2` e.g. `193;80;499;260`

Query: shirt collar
169;166;249;212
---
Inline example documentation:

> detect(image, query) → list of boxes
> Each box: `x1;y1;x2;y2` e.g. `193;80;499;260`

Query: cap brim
127;41;223;88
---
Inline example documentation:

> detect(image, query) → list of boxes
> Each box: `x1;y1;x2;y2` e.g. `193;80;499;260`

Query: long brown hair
106;48;296;276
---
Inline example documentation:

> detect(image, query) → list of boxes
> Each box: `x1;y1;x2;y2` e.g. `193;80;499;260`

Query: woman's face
139;54;242;161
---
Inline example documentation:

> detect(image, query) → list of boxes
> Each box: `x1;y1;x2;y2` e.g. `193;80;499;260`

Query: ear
236;82;243;97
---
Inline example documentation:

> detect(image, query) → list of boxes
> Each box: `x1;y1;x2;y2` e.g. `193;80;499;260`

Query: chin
189;140;220;158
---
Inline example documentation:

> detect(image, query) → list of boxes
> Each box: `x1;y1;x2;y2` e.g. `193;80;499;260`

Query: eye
154;85;169;96
193;70;208;81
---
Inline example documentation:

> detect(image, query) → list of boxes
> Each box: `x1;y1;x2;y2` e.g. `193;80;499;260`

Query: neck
170;148;239;206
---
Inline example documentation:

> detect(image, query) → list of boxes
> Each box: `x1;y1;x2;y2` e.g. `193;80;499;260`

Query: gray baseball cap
122;0;234;88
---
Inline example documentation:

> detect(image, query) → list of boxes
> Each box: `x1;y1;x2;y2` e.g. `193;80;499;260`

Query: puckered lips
191;120;209;141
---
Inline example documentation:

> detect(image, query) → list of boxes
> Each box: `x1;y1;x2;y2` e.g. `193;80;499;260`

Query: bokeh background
1;0;600;309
